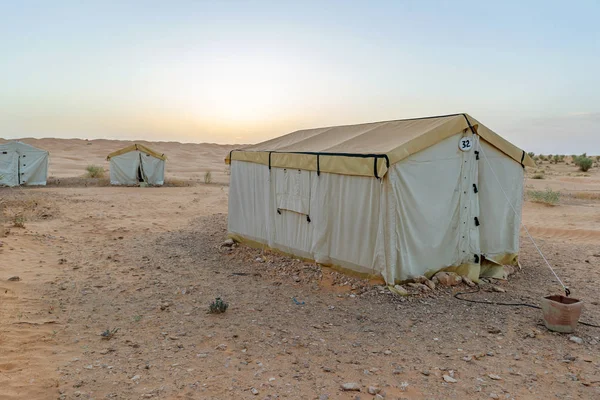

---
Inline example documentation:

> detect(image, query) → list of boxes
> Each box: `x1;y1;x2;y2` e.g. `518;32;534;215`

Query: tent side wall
110;151;140;185
0;149;19;186
478;140;523;274
19;147;49;185
228;161;386;277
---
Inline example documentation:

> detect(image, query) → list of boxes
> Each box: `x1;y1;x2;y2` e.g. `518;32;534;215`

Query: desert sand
1;140;600;399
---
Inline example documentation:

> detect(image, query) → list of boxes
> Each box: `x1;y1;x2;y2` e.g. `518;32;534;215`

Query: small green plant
208;297;228;314
527;152;535;158
100;327;120;340
528;188;560;206
204;170;213;184
86;165;105;178
133;315;142;322
13;214;26;228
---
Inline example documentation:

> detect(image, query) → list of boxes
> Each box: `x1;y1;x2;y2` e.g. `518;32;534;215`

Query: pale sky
1;1;598;153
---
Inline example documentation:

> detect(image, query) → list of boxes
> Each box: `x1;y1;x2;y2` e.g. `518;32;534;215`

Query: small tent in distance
0;141;49;187
107;144;166;186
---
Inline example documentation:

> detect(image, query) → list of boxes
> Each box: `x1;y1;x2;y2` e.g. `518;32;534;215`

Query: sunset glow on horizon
1;1;599;153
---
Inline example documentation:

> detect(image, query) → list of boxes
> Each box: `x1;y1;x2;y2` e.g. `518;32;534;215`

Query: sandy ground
1;143;600;400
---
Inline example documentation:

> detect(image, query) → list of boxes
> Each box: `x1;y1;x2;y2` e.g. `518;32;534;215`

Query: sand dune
0;138;243;183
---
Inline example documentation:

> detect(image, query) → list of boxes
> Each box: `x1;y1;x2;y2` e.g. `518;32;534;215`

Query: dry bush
86;165;105;178
164;178;191;187
572;192;600;201
204;171;213;184
12;214;26;228
527;188;560;206
531;173;545;179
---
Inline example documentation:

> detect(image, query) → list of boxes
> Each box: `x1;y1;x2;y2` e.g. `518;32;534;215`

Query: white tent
0;141;49;187
225;113;535;284
107;144;166;186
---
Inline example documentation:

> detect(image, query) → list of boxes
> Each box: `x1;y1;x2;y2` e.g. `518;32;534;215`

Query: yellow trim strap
107;144;167;161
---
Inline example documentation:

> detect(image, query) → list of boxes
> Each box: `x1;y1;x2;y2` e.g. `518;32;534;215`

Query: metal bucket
541;295;583;333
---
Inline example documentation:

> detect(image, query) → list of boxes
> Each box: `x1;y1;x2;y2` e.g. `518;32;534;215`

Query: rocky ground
1;184;600;400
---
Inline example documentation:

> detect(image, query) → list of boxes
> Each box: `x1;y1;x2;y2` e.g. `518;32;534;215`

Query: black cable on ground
454;286;600;328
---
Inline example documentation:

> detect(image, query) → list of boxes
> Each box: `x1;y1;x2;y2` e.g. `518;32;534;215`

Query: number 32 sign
459;136;473;152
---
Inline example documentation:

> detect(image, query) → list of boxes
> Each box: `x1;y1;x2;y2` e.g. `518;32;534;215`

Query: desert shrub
539;155;547;161
208;297;228;314
204;170;213;184
573;154;593;172
552;155;560;164
532;173;545;179
572;192;600;201
528;188;560;206
86;165;105;178
527;152;535;158
13;214;26;228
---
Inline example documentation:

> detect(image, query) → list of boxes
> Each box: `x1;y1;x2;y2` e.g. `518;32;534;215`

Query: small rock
569;336;583;345
197;353;208;358
434;272;462;287
488;327;502;334
216;344;228;350
443;374;457;383
392;285;409;296
383;350;392;355
421;370;430;376
250;387;259;395
293;275;301;282
319;395;329;400
341;382;361;391
424;279;436;290
131;375;140;382
462;356;473;362
255;257;265;263
7;276;20;282
322;366;333;372
490;393;500;399
221;239;235;247
488;374;502;381
412;275;428;284
375;395;384;400
367;386;381;395
491;285;506;293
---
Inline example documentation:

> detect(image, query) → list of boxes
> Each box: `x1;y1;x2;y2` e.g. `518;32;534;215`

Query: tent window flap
275;169;311;215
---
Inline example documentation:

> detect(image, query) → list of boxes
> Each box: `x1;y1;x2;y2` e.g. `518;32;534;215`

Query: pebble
375;395;384;400
131;375;140;382
341;382;361;391
368;386;381;394
319;395;329;400
488;374;502;381
392;285;409;296
250;387;259;395
221;239;235;247
216;344;228;350
421;370;430;376
383;350;392;355
7;276;20;281
569;336;583;344
492;285;506;293
443;375;457;383
490;393;500;399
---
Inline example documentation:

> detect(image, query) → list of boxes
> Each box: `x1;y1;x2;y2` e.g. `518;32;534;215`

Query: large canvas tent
107;144;166;186
0;141;49;187
226;113;535;284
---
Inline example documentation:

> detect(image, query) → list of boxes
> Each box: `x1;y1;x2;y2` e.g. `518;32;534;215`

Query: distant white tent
107;144;166;186
0;141;49;187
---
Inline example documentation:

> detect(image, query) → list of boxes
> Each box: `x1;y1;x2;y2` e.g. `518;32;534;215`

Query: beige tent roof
226;113;534;177
107;143;167;161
